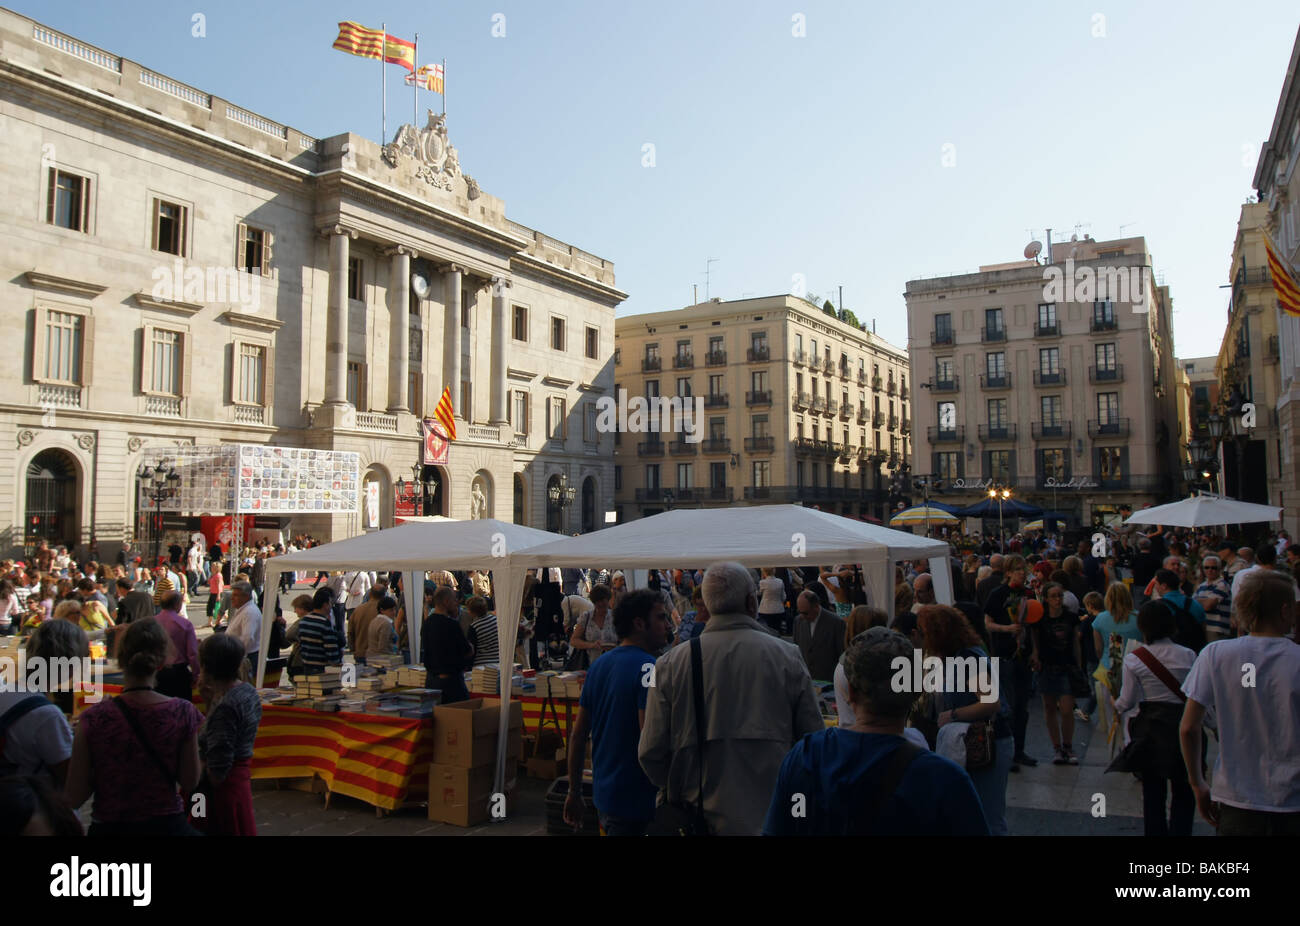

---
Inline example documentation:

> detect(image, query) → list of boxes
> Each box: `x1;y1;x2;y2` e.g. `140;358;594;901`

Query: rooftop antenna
1119;222;1136;237
705;258;718;301
693;284;698;305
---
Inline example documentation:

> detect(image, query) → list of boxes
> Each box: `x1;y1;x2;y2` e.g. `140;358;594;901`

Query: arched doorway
581;476;596;534
426;465;448;516
361;467;392;530
513;473;526;525
25;449;79;554
546;474;563;534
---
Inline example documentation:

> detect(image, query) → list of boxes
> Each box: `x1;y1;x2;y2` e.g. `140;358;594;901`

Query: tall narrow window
586;326;599;359
512;306;528;341
238;343;265;404
149;329;180;395
347;258;363;300
47;169;91;232
43;311;83;383
152;198;187;256
236;223;272;275
551;317;566;351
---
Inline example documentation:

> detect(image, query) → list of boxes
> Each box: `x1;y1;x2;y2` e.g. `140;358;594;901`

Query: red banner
199;515;257;552
395;483;420;519
421;418;449;465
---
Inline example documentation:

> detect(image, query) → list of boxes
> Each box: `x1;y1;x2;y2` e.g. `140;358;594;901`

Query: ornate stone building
0;10;623;559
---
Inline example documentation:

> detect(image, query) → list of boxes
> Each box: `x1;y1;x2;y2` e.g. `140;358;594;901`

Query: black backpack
0;695;52;777
1163;597;1207;653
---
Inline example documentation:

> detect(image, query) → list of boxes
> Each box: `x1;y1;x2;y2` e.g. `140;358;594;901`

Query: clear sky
16;0;1299;358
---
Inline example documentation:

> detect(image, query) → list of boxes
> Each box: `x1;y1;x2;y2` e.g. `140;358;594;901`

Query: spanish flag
333;22;416;72
434;385;456;440
405;63;445;94
1265;237;1300;318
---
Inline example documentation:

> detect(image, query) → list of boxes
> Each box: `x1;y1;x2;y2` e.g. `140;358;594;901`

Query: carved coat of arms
381;110;480;198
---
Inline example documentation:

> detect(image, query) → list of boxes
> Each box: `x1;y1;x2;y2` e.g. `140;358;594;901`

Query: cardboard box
427;763;518;827
432;698;524;767
526;756;564;780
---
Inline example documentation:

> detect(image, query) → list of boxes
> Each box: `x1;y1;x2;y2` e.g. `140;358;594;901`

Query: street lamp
548;473;577;529
662;489;675;511
137;460;180;566
396;462;439;517
913;474;944;536
988;486;1011;553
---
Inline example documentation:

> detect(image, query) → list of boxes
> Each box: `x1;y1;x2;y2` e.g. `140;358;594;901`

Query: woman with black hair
193;633;261;836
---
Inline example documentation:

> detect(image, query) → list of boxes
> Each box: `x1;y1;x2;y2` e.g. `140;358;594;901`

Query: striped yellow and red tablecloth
479;693;578;738
250;706;435;811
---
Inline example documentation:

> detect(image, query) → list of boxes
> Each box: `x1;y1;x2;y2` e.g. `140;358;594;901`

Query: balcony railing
931;329;954;346
981;325;1006;343
705;349;727;366
792;349;808;366
642;356;661;372
927;426;965;443
704;393;729;408
1033;370;1066;386
233;404;266;425
899;385;909;400
673;352;694;369
888;414;899;430
825;441;844;458
857;370;867;386
1034;320;1060;337
872;376;882;391
794;437;820;455
839;403;851;420
637;440;664;457
977;423;1018;442
792;391;811;410
747;346;770;362
900;417;911;434
857;406;870;424
1089;364;1124;384
824;399;839;418
839;365;851;380
887;381;897;396
701;438;731;454
746;390;772;406
1088;418;1131;438
933;376;959;393
670;440;698;456
145;395;182;417
745;436;775;452
1090;316;1118;332
980;373;1011;390
811;396;827;413
37;383;82;409
1031;421;1073;440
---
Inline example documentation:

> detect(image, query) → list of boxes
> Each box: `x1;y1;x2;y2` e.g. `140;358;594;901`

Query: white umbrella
889;505;959;526
1123;494;1282;528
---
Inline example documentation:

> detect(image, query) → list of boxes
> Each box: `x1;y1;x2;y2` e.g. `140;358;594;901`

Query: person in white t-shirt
1181;568;1300;835
0;620;85;786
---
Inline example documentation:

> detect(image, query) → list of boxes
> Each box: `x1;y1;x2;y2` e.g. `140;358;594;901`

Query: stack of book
368;654;403;670
354;676;384;692
470;666;499;694
396;664;427;687
296;671;343;700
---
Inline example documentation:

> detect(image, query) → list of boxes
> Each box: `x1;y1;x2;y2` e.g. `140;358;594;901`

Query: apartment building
613;296;910;521
1;10;624;558
905;236;1180;528
1254;25;1300;536
1214;202;1281;505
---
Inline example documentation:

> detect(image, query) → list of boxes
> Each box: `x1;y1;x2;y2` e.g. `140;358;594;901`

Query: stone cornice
218;309;284;332
24;271;108;299
541;375;575;388
507;368;538;382
509;252;627;305
133;292;203;316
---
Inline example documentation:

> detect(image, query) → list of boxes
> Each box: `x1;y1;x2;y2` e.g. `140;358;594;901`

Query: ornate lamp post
396;462;440;517
137;460;181;565
988;486;1012;553
548;473;577;529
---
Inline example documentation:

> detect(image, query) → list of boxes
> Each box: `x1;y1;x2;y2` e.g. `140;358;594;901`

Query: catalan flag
1265;237;1300;318
405;63;445;94
333;21;416;72
434;385;456;440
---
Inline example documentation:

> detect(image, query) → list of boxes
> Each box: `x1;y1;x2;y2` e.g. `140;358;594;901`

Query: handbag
935;716;994;770
648;636;711;836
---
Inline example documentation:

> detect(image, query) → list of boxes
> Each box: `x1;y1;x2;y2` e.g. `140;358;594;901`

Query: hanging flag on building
434;386;457;441
421;417;450;465
404;63;445;94
333;22;416;71
1265;237;1300;318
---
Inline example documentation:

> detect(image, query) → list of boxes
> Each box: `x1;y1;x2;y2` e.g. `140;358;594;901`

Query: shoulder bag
853;740;925;833
648;635;711;836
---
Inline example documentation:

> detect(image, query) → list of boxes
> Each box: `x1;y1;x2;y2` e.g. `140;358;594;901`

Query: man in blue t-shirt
563;589;672;835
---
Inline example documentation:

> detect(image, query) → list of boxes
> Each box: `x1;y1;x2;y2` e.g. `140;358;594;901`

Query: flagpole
442;57;447;118
381;21;387;144
413;33;418;126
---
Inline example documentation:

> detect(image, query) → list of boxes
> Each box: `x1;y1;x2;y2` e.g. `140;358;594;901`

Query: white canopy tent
256;516;567;694
493;504;956;807
1123;494;1282;528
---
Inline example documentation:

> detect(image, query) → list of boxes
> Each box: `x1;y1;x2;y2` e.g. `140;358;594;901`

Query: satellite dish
411;272;429;298
1024;240;1043;260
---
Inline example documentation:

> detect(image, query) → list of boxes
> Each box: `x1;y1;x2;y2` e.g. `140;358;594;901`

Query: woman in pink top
65;618;202;836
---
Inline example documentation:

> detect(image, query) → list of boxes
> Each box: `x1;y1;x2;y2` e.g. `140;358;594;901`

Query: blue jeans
598;812;649;836
967;735;1014;836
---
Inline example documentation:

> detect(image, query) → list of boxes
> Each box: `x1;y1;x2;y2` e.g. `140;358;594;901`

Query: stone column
324;226;357;407
490;276;510;426
385;245;416;413
443;265;463;416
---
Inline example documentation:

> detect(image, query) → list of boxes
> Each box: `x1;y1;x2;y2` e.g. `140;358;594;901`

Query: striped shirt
297;613;342;670
468;614;499;667
152;576;174;605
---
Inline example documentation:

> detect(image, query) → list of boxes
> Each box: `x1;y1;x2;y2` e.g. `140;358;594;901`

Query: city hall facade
0;10;624;559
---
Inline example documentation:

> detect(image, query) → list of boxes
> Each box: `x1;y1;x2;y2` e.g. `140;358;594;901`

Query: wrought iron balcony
792;349;808;366
900;385;908;400
821;357;835;375
744;436;774;452
839;364;851;380
1031;421;1072;440
637;440;665;457
887;380;897;396
824;399;839;418
1034;320;1060;337
872;375;882;392
857;406;870;424
900;417;911;434
673;352;694;369
933;376;959;393
981;325;1006;342
792;391;811;409
980;373;1011;390
701;438;731;454
839;403;851;420
705;349;727;366
811;396;827;413
931;329;954;346
746;390;772;406
794;437;821;455
1089;364;1124;384
1033;370;1066;386
1088;418;1130;438
1090;316;1118;332
747;346;770;362
857;370;868;386
704;393;729;408
642;356;661;372
670;440;698;455
977;423;1018;442
888;414;899;430
927;426;965;443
